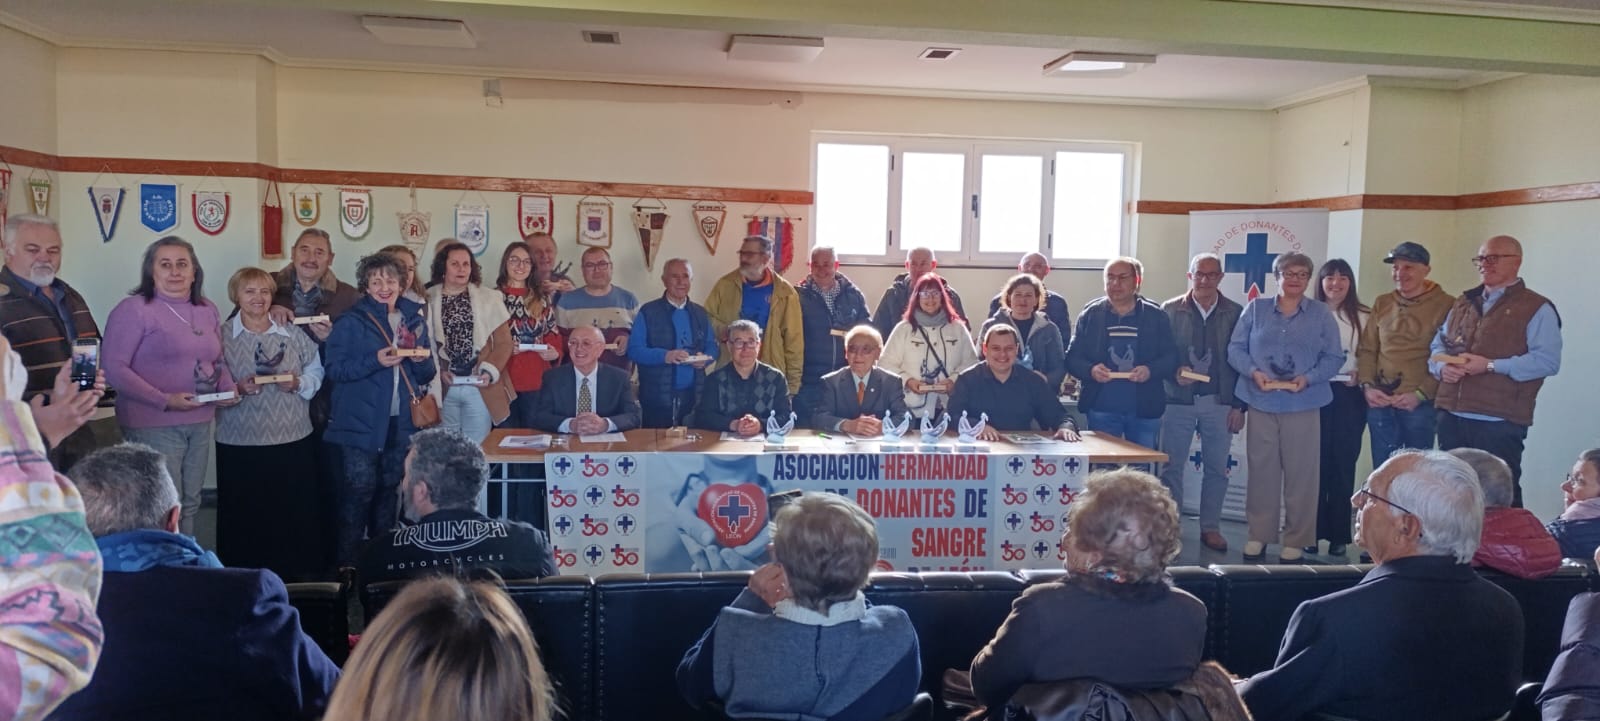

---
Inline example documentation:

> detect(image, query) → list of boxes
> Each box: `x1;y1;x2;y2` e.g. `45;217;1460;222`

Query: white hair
1188;252;1221;275
3;213;58;253
1386;450;1485;563
727;319;762;341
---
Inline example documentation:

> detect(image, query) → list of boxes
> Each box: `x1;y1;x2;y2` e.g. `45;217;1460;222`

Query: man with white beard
0;214;108;468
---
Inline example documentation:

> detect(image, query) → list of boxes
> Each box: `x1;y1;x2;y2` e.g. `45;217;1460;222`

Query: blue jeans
443;385;493;443
1367;401;1436;464
1086;410;1161;450
1158;396;1233;531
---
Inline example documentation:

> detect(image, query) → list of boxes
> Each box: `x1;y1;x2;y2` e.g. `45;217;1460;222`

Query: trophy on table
1107;345;1137;380
1263;356;1299;391
956;410;989;449
764;410;797;449
880;410;913;451
1179;347;1213;384
919;409;951;449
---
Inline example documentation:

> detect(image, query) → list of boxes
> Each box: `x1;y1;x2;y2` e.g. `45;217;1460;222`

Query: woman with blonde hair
969;469;1207;711
324;576;555;721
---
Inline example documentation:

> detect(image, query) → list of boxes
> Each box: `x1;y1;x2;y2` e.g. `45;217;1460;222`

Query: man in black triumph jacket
358;427;558;583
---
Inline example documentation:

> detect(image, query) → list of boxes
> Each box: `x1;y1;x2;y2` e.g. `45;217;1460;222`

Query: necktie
857;379;866;406
578;377;593;414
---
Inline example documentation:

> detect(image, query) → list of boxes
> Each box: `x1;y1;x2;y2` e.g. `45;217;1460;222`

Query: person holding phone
216;267;325;581
104;236;238;536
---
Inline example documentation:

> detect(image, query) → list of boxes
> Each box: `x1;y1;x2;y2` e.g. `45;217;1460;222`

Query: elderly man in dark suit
812;325;909;435
531;324;641;433
1238;449;1524;721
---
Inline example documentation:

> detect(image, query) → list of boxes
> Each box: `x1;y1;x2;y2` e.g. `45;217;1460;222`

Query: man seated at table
1237;449;1523;721
530;325;641;434
359;427;557;583
947;325;1079;443
693;319;793;436
812;325;909;435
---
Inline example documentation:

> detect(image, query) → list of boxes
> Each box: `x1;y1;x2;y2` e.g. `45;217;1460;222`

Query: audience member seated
692;319;793;435
1536;547;1600;720
1450;447;1559;579
323;576;555;721
811;325;909;434
358;427;556;584
55;443;339;721
965;469;1206;715
946;325;1078;442
1238;450;1523;721
529;325;641;434
1547;448;1600;560
677;493;920;721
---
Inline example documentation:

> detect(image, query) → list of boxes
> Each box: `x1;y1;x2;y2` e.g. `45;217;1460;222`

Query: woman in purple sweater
103;236;237;535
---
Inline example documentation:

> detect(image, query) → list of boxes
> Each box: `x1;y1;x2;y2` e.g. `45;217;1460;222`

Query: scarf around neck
97;529;223;572
1562;497;1600;523
913;308;947;328
773;591;868;627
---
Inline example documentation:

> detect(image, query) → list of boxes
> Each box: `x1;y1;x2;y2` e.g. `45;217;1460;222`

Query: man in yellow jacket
705;236;805;396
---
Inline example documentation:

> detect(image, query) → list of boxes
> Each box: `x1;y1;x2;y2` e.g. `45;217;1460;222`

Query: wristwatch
1486;360;1497;375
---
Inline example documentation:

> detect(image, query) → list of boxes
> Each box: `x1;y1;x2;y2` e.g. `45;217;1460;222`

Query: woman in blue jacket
324;253;436;568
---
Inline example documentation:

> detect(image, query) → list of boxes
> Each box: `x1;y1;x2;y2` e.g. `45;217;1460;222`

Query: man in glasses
871;246;968;338
626;258;717;428
794;245;871;427
1239;449;1524;721
1157;252;1246;553
1065;256;1177;449
705;235;805;397
1429;234;1562;507
811;325;907;435
554;246;640;372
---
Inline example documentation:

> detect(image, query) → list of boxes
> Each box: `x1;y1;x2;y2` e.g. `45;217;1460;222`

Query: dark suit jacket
812;366;909;432
1238;555;1523;721
531;363;642;432
48;566;340;721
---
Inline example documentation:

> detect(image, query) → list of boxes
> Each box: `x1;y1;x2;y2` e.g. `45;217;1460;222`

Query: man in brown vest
1430;235;1561;507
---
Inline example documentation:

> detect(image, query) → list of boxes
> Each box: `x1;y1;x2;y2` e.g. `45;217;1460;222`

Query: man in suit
812;325;909;434
532;324;641;433
1238;449;1524;721
54;443;340;721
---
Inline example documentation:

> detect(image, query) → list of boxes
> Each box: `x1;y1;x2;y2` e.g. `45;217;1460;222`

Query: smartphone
70;338;99;391
768;489;803;516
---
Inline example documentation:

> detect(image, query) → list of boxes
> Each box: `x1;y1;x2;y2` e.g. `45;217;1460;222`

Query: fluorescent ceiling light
360;15;476;49
727;35;825;63
1042;51;1157;77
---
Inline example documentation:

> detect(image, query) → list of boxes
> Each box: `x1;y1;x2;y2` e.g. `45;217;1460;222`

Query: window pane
1052;151;1124;260
977;154;1043;256
899;152;965;254
815;143;889;256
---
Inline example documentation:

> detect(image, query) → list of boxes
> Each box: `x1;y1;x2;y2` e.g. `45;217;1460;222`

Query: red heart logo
696;483;768;548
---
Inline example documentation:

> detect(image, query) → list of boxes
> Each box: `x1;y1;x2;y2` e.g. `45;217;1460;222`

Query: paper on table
579;432;627;443
846;433;882;442
1004;433;1054;444
498;434;552;449
719;432;765;442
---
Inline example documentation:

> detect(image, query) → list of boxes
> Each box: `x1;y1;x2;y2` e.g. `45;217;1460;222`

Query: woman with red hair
879;272;976;419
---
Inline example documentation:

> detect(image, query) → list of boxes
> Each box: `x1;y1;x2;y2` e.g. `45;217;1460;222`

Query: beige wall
0;25;56;154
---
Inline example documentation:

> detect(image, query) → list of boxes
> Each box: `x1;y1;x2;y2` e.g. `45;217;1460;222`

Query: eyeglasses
916;289;943;298
729;339;760;350
845;345;878;355
506;257;532;267
1279;271;1312;281
1105;272;1136;283
582;261;612;270
1191;272;1223;281
1471;254;1520;267
1353;486;1414;516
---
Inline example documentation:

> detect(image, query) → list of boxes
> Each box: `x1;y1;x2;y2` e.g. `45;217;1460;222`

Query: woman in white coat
879;272;977;419
426;240;515;443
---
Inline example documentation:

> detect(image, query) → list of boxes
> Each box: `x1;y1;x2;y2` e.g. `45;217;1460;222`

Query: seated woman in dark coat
969;469;1207;711
693;319;793;435
677;492;920;721
1548;448;1600;559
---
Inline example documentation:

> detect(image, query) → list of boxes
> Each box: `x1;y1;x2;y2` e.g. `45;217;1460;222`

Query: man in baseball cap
1356;242;1455;462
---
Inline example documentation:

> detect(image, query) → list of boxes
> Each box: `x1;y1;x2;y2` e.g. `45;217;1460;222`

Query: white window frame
810;132;1136;268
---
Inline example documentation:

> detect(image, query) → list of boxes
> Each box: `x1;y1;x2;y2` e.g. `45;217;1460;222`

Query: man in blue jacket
1065;257;1177;449
57;443;340;721
627;258;718;428
794;246;871;427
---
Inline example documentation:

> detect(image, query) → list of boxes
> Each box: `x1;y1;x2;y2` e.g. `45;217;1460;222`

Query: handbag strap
364;311;424;400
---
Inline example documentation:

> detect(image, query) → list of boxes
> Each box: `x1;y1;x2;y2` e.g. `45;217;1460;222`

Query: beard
26;264;55;287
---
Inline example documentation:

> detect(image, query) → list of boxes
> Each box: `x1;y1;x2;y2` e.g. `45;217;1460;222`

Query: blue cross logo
580;513;594;525
584;545;604;565
554;515;573;535
1226;455;1240;477
1058;483;1073;499
1005;512;1022;530
617;456;635;474
1033;541;1050;558
1007;457;1024;474
1225;232;1278;300
717;495;752;530
616;514;635;533
1063;457;1080;473
1002;483;1016;495
1190;450;1204;470
1030;511;1044;523
553;456;573;475
1034;485;1051;503
1001;540;1015;553
585;486;604;505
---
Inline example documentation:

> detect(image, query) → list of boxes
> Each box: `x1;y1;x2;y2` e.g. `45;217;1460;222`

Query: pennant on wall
632;202;668;271
262;181;284;258
692;201;726;254
88;186;125;243
455;203;490;256
339;187;372;239
0;168;12;230
397;186;430;254
27;178;50;216
140;183;179;233
193;191;229;236
748;215;796;273
518;194;553;239
291;190;321;226
577;198;612;248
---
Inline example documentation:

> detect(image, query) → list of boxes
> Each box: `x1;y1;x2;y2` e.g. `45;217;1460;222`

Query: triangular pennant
88;186;125;242
339;188;372;239
27;179;50;216
140;183;179;233
193;191;229;236
692;201;726;254
455;204;490;256
633;208;668;271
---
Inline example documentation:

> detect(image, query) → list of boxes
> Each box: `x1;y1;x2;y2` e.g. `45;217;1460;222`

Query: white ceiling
0;0;1499;109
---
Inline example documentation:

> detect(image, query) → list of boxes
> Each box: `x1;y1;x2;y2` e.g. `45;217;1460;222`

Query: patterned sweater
0;399;103;721
692;362;793;432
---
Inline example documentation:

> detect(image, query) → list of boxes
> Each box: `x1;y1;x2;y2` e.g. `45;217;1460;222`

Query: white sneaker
1279;546;1304;562
1243;541;1265;558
